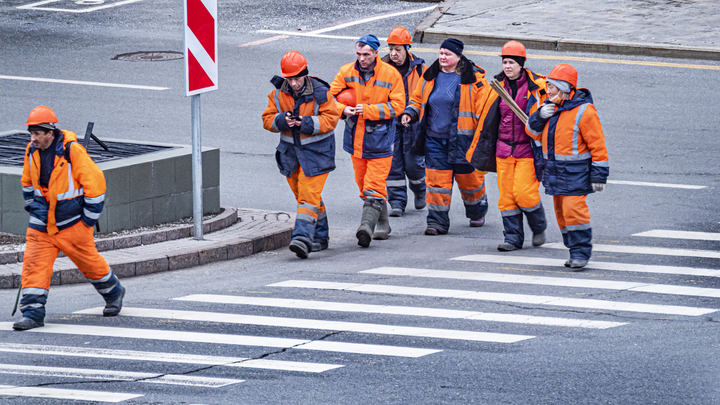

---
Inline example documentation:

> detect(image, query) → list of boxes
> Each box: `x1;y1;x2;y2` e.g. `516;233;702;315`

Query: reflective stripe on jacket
526;88;609;195
467;69;546;172
22;130;106;235
262;76;340;178
381;53;426;151
329;56;406;159
404;55;490;165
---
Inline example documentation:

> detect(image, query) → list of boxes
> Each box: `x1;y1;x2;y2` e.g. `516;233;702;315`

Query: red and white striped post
184;0;217;240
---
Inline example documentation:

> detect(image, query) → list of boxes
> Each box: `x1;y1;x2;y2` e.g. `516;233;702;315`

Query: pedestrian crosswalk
1;227;718;402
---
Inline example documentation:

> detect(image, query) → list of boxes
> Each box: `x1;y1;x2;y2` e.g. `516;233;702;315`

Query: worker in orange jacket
13;106;125;331
526;64;610;269
262;51;340;258
329;34;406;247
382;27;427;217
467;41;548;251
400;39;491;235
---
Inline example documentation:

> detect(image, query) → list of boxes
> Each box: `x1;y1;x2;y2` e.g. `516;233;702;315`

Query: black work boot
372;201;392;240
13;317;44;331
289;239;310;259
103;286;125;317
356;200;381;248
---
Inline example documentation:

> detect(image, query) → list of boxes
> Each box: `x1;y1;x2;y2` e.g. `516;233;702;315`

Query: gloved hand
538;103;556;119
592;183;605;192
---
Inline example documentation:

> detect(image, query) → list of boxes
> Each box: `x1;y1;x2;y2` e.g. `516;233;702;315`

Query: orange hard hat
280;51;308;78
26;105;58;126
548;63;578;89
500;40;526;58
336;88;356;106
387;26;412;45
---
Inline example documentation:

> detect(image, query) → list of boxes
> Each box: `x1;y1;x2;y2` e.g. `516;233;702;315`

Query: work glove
538;103;556;119
592;183;605;192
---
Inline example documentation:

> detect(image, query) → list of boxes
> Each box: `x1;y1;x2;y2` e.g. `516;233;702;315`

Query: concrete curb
414;1;720;61
0;206;239;265
0;208;293;289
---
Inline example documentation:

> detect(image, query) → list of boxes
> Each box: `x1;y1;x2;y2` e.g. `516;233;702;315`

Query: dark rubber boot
13;317;44;331
356;200;381;248
103;286;125;317
372;201;392;240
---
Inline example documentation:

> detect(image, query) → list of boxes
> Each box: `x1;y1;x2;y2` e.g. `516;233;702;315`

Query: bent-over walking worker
13;105;125;331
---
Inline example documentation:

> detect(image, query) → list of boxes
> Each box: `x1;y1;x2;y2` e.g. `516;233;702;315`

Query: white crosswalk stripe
268;280;717;316
633;229;720;241
544;242;720;259
0;363;243;387
74;306;534;343
174;294;626;329
0;385;143;402
452;254;720;277
361;266;720;299
0;323;440;358
0;343;343;373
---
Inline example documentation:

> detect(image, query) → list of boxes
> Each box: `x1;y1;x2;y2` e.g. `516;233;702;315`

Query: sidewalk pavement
0;208;294;289
414;0;720;60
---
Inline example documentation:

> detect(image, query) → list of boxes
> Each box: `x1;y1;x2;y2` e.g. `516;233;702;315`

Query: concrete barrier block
130;162;153;202
1;173;25;212
174;154;193;194
106;204;131;233
175;192;193;220
103;166;131;206
202;149;220;188
152;196;175;224
152;158;175;198
131;199;153;228
203;187;221;214
2;211;29;235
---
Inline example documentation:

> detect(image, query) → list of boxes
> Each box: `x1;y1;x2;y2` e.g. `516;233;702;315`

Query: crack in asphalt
7;330;345;390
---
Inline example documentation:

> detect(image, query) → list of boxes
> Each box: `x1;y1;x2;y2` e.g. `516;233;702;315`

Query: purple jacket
496;72;533;159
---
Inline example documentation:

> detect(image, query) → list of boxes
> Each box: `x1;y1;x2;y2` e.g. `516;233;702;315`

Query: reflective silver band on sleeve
526;121;543;136
23;186;33;193
311;116;321;135
592;160;609;167
280;134;294;144
553;153;591;161
34;189;43;196
83;208;101;220
29;217;46;226
271;112;283;131
572;103;590;156
300;132;333;145
85;194;105;204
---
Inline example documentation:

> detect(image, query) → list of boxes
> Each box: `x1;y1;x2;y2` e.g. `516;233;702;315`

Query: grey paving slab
417;0;720;60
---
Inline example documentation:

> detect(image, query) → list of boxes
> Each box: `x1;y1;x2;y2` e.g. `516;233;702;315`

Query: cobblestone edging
0;208;293;289
0;206;239;265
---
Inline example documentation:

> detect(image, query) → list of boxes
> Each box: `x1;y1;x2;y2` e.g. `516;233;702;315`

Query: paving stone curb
0;206;238;265
0;208;293;289
414;0;720;61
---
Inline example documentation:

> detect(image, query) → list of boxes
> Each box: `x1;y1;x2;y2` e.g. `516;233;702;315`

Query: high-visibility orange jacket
329;56;406;159
467;68;547;172
262;76;340;177
22;130;106;235
526;88;609;195
403;55;490;164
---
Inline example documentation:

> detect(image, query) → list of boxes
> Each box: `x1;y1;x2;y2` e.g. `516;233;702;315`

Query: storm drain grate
0;131;175;167
112;51;184;62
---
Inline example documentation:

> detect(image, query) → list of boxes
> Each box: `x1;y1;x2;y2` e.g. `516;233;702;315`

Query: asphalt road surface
1;0;720;404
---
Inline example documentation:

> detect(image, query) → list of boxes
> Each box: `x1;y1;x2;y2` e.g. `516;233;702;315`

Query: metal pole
191;93;204;240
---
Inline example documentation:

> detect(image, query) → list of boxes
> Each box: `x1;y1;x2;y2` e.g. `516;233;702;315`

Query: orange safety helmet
548;63;578;89
26;105;59;126
387;26;412;45
336;88;356;106
280;51;308;78
500;40;526;58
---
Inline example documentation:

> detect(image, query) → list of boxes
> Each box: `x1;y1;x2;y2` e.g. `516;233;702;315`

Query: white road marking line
633;230;720;241
17;0;143;13
0;364;242;388
362;267;720;299
257;30;379;40
0;323;439;358
544;242;720;259
0;385;142;402
268;280;717;316
74;307;533;344
606;180;706;189
310;6;436;34
452;254;720;277
0;74;168;90
0;343;342;373
238;34;289;47
175;294;626;329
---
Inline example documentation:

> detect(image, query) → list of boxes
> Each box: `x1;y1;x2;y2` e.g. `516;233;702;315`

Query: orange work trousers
552;195;590;230
496;156;542;213
286;167;328;221
22;221;110;290
351;155;393;201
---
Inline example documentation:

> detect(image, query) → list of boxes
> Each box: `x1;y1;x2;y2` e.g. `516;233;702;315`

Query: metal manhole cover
112;51;184;62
